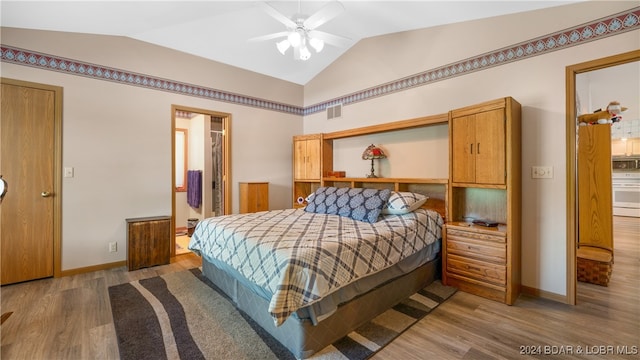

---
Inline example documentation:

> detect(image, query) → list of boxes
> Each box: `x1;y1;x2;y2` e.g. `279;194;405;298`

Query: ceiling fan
250;1;350;61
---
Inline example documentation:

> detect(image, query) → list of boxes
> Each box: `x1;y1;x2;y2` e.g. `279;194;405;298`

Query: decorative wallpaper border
1;7;638;117
304;7;640;115
0;46;304;115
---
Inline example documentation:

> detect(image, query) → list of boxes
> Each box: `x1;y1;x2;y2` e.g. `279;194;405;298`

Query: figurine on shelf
578;101;627;125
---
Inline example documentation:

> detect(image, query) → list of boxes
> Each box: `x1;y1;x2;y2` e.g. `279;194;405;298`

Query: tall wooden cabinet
577;125;613;250
443;97;521;305
239;182;269;213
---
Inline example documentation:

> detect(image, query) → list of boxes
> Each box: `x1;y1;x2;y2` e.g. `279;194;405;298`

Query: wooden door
451;114;476;183
1;80;59;285
475;109;506;185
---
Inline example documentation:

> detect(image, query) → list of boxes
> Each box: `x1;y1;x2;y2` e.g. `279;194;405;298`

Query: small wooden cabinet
126;216;171;271
240;182;269;213
444;97;521;305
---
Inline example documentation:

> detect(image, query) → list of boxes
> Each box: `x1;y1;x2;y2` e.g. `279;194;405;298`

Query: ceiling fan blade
303;1;345;30
248;31;289;42
257;2;297;29
308;30;351;47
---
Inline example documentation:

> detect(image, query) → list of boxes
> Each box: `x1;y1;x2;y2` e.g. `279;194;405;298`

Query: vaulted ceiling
1;1;579;84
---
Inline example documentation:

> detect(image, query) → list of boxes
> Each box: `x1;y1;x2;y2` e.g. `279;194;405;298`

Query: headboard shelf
323;113;448;140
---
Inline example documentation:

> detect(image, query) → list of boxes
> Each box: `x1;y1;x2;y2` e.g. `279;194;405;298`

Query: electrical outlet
531;166;553;179
64;167;74;178
109;242;117;252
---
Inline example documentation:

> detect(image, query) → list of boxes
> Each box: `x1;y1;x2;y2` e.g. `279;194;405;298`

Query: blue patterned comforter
189;208;443;326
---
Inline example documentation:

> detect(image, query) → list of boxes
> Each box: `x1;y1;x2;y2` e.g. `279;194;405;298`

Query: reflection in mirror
576;61;640;145
175;128;188;192
568;51;640;305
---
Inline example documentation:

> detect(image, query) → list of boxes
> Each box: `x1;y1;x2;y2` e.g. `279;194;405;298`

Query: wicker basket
577;246;613;287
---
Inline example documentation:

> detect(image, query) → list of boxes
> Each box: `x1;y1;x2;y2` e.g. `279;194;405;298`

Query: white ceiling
1;1;579;85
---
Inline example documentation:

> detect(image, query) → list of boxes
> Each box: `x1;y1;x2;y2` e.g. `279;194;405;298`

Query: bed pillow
381;191;428;215
304;187;391;223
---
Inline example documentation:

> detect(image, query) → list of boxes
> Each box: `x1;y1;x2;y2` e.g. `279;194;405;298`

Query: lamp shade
362;144;386;160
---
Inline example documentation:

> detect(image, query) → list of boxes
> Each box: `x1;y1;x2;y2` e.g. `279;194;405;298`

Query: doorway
565;49;640;304
0;78;63;284
171;105;231;257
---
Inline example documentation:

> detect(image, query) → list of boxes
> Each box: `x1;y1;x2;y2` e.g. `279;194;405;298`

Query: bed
189;181;446;359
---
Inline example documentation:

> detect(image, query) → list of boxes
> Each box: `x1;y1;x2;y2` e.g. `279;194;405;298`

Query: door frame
1;77;63;278
170;105;231;257
564;49;640;305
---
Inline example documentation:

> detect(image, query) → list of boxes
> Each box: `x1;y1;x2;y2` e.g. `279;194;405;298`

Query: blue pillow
304;187;391;223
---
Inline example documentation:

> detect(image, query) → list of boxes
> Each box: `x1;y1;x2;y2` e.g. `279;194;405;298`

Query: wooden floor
376;216;640;360
1;217;638;359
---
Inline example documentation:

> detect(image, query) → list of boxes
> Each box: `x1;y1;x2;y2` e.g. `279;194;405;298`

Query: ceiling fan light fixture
309;37;324;52
299;45;311;61
276;39;290;55
287;31;302;47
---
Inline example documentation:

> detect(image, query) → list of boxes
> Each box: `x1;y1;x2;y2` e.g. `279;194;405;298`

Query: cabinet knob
41;191;52;198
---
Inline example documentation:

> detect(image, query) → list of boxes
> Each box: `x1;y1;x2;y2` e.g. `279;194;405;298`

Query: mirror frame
175;128;188;192
565;49;640;305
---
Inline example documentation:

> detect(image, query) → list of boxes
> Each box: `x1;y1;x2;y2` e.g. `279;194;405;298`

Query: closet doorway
171;105;231;257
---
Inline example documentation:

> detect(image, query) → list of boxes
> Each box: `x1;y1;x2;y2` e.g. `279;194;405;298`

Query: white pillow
381;191;428;214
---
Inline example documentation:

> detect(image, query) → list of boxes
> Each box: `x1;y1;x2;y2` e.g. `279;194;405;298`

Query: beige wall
303;1;640;297
1;1;638;298
1;28;303;271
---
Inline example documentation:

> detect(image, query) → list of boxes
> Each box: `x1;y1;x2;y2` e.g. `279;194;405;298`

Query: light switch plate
64;167;74;178
531;166;553;179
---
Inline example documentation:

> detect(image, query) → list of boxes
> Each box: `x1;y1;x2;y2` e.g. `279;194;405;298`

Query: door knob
0;176;7;203
41;191;52;198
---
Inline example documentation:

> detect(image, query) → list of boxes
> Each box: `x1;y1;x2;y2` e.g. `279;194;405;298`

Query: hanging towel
187;170;202;208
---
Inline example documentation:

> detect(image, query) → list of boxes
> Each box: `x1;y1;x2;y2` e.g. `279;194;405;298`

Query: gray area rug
108;268;456;360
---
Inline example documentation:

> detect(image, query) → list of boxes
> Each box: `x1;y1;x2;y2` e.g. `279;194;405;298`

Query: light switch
64;167;74;178
531;166;553;179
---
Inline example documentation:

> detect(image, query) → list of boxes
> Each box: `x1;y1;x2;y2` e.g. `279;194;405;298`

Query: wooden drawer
447;254;506;286
446;226;506;244
446;237;506;264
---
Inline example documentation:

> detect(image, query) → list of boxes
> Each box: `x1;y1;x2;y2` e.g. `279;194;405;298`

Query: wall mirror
175;128;188;192
566;49;640;305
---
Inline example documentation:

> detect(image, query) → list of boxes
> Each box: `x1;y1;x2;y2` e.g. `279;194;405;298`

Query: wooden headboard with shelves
293;113;449;220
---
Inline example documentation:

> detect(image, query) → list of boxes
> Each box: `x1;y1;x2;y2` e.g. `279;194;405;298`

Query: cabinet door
294;140;307;180
631;139;640;155
451;115;476;183
475;109;506;185
578;125;613;250
305;138;321;180
611;139;627;156
293;138;321;180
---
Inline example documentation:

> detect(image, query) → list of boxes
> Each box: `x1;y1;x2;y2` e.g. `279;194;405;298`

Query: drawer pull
467;265;481;272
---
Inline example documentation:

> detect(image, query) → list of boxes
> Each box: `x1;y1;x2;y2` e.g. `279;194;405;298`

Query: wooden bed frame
199;179;447;358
